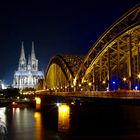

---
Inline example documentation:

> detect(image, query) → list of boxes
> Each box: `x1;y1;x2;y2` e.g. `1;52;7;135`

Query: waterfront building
12;42;44;89
0;80;7;89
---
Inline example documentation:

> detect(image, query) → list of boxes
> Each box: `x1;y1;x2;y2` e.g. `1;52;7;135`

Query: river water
1;100;140;140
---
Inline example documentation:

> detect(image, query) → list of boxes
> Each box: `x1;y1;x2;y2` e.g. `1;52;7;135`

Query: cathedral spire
18;41;26;71
31;41;36;60
20;41;26;60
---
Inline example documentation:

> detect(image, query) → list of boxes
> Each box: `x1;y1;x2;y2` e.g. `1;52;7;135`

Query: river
1;100;140;140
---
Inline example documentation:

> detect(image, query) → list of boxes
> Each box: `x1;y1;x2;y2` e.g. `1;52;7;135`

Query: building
13;42;44;89
0;80;7;90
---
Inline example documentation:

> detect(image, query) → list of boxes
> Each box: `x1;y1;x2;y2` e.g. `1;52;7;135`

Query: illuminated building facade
13;42;44;89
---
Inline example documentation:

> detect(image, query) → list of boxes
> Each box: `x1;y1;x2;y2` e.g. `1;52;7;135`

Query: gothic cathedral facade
13;42;44;89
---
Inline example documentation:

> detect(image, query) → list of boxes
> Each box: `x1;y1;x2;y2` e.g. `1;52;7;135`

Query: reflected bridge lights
57;103;70;132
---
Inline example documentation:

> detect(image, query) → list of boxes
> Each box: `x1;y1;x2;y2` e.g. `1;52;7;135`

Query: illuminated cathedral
13;42;44;89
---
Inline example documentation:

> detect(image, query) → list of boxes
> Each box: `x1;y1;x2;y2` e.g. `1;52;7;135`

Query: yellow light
35;97;41;105
79;84;81;87
138;74;140;79
102;80;106;84
34;112;42;140
123;77;126;81
58;104;70;132
60;106;67;112
88;82;92;86
34;112;40;118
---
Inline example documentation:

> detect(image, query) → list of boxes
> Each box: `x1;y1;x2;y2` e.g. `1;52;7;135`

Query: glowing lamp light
135;86;138;90
88;82;92;86
112;81;116;84
56;103;60;107
102;80;106;84
138;74;140;79
123;77;126;81
35;97;41;105
106;87;109;91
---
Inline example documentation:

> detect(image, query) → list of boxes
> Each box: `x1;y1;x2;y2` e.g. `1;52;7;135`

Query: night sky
0;0;139;85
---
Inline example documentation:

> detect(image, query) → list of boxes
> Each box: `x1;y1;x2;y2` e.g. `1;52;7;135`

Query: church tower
13;41;44;89
31;41;38;71
18;42;26;71
27;55;31;70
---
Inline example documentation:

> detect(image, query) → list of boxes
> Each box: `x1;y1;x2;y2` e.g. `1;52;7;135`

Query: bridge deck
35;90;140;99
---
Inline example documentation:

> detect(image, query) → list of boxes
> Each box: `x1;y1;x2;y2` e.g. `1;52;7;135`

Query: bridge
35;4;140;101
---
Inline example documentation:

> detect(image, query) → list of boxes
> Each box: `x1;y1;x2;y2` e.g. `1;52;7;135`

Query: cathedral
13;42;44;89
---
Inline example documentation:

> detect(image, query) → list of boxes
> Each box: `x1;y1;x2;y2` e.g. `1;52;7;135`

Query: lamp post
88;82;92;91
122;77;127;90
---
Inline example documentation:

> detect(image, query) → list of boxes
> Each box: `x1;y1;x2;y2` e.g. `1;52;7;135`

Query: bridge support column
58;103;70;132
35;97;41;110
137;42;140;89
92;65;95;91
128;34;133;90
99;58;102;90
107;48;111;90
117;41;120;90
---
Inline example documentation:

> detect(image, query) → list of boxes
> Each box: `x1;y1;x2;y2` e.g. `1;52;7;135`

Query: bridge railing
35;89;140;99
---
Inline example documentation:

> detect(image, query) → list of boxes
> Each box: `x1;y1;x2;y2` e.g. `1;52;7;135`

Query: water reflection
2;102;140;139
9;108;35;140
58;104;70;132
34;112;42;140
0;107;7;139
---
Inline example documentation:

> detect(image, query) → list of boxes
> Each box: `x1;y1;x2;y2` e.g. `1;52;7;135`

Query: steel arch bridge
38;4;140;92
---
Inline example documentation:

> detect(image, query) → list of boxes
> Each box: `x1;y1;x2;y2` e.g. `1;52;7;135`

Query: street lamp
88;82;92;91
88;82;92;86
138;74;140;79
123;77;127;81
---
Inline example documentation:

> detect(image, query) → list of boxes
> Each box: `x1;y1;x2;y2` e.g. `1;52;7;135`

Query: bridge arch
75;4;140;91
44;55;84;91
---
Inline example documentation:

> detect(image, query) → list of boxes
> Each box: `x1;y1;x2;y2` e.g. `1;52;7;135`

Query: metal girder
83;26;140;90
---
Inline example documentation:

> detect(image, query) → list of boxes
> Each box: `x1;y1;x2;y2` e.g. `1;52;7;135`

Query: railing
35;90;140;99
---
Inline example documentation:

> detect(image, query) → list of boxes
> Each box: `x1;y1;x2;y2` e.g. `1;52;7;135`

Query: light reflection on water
0;107;7;140
4;107;61;140
34;112;42;140
0;107;6;125
2;102;140;140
